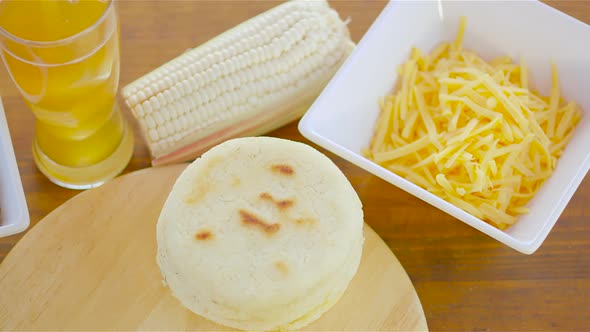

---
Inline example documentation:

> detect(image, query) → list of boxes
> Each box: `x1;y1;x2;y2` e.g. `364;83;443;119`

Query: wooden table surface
1;1;589;331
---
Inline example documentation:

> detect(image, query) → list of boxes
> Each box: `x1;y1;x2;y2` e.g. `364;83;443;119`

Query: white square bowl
299;0;590;254
0;97;29;237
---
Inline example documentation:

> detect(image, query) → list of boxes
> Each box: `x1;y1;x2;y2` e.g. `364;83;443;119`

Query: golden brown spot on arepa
259;192;273;200
274;261;289;276
239;209;280;235
184;182;211;204
231;177;241;187
184;156;223;204
295;217;316;226
259;192;295;210
195;229;214;241
271;164;295;176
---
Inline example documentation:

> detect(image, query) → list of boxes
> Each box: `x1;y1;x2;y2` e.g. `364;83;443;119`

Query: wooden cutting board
0;164;427;331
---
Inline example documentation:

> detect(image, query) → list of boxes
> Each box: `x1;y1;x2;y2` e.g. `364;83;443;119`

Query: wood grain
0;164;427;331
1;1;589;331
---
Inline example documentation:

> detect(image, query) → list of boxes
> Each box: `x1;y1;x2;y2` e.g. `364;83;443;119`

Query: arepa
157;137;364;331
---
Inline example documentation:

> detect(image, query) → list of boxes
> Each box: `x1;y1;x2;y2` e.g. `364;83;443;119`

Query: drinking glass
0;0;134;189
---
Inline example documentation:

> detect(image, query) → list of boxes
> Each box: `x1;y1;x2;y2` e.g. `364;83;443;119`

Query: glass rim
0;0;114;47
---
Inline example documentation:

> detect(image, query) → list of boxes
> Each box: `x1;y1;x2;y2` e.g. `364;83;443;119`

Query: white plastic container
0;97;29;237
299;0;590;254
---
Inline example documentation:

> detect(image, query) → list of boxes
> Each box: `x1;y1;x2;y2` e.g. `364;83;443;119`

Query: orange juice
0;0;133;188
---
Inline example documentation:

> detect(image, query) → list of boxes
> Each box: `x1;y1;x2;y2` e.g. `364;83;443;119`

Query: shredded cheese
364;17;582;229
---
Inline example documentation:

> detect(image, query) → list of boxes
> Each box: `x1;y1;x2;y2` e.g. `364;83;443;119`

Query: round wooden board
0;164;427;331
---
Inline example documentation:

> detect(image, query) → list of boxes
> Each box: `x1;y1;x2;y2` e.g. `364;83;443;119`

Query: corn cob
122;0;354;166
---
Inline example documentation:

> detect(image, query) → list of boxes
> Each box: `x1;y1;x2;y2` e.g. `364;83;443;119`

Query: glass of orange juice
0;0;133;189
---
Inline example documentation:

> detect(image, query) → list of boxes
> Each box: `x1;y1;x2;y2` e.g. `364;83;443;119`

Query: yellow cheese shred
364;17;582;229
